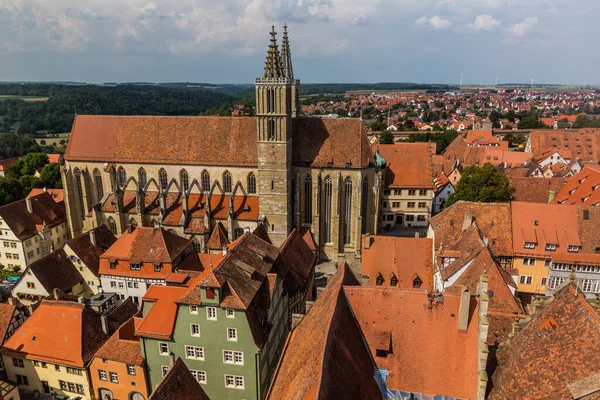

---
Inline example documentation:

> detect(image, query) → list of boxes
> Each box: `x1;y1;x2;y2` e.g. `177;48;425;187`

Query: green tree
518;112;545;129
573;114;592;128
446;163;514;206
379;130;394;144
8;153;49;178
35;162;62;189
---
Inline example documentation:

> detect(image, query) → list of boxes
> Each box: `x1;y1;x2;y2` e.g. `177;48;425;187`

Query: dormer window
109;262;116;269
545;244;557;251
130;263;141;271
524;242;536;249
375;276;384;286
568;245;580;253
390;277;398;287
413;277;422;288
154;264;161;272
206;288;215;300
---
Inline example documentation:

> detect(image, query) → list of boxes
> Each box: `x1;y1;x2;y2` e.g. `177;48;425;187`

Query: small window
207;307;217;321
154;264;161;272
159;343;169;355
127;364;136;376
110;261;116;269
413;278;422;288
226;309;235;319
545;244;556;251
524;242;536;249
375;276;383;286
110;372;119;383
190;305;198;315
99;370;107;381
227;327;237;341
130;263;141;271
390;278;398;287
225;374;244;389
376;349;389;358
191;324;200;337
26;282;35;289
161;366;170;377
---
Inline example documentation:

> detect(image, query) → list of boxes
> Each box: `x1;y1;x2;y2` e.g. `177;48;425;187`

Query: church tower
255;26;294;245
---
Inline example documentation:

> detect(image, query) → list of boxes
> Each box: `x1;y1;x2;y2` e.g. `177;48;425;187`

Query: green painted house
136;229;312;400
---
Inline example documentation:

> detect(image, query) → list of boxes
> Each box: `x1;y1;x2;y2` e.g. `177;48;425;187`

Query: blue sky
0;0;598;85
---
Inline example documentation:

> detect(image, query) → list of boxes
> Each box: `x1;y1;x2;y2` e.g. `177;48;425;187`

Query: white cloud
468;14;500;31
508;16;538;37
416;15;451;30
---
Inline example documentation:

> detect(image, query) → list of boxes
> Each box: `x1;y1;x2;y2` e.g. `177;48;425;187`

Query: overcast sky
1;0;598;85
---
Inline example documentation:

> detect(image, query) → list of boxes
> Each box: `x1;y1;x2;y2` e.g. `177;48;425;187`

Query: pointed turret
280;24;294;80
263;26;283;79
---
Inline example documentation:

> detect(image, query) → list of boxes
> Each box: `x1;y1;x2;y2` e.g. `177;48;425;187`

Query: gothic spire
280;24;294;80
263;25;284;79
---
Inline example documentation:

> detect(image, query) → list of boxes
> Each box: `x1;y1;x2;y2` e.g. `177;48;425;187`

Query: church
62;26;380;260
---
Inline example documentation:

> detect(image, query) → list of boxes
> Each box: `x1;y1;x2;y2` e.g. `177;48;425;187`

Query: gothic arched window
201;170;211;192
324;176;333;243
93;168;103;201
107;217;117;235
268;119;276;141
267;88;275;113
117;167;126;189
159;169;168;192
223;171;232;193
343;177;353;245
361;176;369;234
247;173;256;194
74;168;85;218
138;168;147;191
180;169;189;193
304;174;312;224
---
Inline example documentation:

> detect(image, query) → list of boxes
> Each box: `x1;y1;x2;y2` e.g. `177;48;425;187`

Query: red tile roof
136;285;189;340
1;301;108;367
552;166;600;206
0;303;17;344
26;188;64;204
345;287;480;399
66;225;116;278
268;263;382;400
94;317;143;366
376;143;434;188
206;222;229;250
17;249;84;294
65;115;373;169
0;192;66;241
149;358;210;400
361;235;433;290
489;283;600;399
509;177;566;203
528;129;600;162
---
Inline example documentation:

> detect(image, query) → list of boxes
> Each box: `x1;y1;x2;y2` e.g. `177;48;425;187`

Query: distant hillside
299;82;459;95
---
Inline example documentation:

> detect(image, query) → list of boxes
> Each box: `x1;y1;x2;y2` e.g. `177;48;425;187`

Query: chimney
43;187;47;192
100;314;109;335
25;196;33;214
53;288;60;300
89;229;97;247
458;287;471;332
548;190;556;203
169;353;176;367
364;234;371;250
462;210;473;231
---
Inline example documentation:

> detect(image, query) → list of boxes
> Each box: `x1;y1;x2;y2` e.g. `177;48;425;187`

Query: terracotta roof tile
26;188;64;204
361;235;433;290
19;250;83;294
552;167;600;206
136;286;188;339
65;225;116;277
345;287;480;399
269;263;382;400
376;143;434;188
207;222;229;250
94;317;143;366
509;177;566;203
528;129;600;163
149;358;210;400
0;192;66;241
489;283;600;399
274;229;316;293
0;303;16;344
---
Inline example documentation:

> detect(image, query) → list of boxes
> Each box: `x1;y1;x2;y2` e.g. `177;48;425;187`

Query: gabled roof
94;317;143;366
446;248;522;345
268;263;382;400
509;177;566;203
362;235;433;290
136;285;190;340
27;188;64;204
430;201;513;257
528;129;600;162
206;222;229;250
274;229;317;293
0;192;66;241
65;225;116;278
345;287;480;399
65;115;373;169
0;304;17;344
20;250;83;294
552;166;600;206
149;358;210;400
1;301;109;367
375;143;434;189
489;283;600;399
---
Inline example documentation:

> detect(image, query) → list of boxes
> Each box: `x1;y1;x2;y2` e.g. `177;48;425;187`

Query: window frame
227;327;238;342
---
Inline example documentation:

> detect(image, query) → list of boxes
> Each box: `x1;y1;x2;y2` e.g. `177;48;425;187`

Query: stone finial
280;23;294;80
263;26;283;79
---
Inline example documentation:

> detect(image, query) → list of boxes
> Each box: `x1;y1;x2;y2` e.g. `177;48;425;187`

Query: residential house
361;234;433;290
63;225;117;295
268;263;382;400
98;226;199;305
433;172;454;214
346;282;488;399
136;230;303;400
0;192;69;271
376;143;435;229
89;317;149;400
464;130;502;147
148;358;209;400
489;281;600;399
525;129;600;163
0;157;20;178
11;250;87;305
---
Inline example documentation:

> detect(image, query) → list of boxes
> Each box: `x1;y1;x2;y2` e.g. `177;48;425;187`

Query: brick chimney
364;234;371;250
25;196;33;214
458;287;471;332
462;210;473;231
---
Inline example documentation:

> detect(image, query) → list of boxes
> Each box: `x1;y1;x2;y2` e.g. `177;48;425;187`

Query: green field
0;95;49;102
